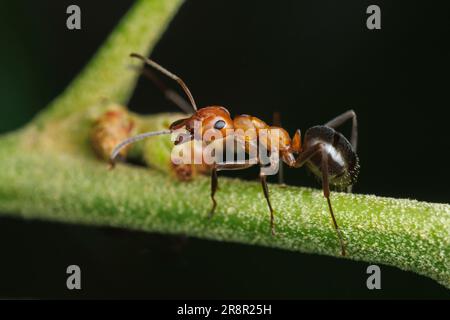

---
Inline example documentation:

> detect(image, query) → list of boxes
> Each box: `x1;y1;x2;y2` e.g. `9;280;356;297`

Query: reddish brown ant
110;53;359;256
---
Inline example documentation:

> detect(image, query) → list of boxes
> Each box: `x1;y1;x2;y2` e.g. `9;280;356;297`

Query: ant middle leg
260;171;275;236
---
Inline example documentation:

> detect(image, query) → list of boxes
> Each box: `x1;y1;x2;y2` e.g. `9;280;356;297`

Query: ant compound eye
214;120;226;130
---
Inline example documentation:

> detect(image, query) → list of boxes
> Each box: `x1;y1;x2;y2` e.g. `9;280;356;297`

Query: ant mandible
110;53;359;256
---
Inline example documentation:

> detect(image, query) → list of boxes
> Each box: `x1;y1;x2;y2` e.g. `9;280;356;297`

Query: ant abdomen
303;125;359;188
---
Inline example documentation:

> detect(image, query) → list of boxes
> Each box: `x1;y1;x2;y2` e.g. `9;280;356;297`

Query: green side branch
0;0;448;289
34;0;183;125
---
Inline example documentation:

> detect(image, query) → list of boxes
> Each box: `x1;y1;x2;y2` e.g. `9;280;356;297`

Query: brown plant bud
91;107;135;161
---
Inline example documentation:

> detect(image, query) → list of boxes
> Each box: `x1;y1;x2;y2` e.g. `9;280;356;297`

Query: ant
110;53;359;256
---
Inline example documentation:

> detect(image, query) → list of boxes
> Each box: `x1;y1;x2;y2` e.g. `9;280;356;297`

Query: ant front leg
320;148;347;256
210;161;256;218
214;155;276;235
209;164;218;218
325;109;358;192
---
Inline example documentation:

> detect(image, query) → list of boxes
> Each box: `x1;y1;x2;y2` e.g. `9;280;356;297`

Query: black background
0;0;449;298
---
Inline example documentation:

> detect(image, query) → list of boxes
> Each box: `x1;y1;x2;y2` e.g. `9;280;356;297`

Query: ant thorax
303;125;359;188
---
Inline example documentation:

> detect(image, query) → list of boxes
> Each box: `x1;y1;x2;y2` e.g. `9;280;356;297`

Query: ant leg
272;112;285;185
209;165;218;218
216;154;275;235
293;143;346;255
325;110;358;192
320;148;346;256
260;171;276;236
216;163;255;171
208;162;255;219
293;143;323;168
324;110;358;152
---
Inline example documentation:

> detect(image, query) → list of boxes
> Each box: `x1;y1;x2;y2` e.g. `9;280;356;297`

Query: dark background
0;0;449;298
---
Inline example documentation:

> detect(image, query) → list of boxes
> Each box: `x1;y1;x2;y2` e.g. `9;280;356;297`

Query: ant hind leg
320;148;347;256
272;111;285;186
325;110;358;153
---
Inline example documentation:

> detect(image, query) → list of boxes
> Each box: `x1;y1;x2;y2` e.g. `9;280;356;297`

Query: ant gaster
110;53;360;256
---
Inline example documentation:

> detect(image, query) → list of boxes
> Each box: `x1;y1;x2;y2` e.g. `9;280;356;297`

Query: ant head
129;55;234;145
170;106;234;145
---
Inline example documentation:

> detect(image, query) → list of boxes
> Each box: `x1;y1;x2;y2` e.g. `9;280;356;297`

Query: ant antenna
139;67;194;114
109;129;171;168
130;53;198;112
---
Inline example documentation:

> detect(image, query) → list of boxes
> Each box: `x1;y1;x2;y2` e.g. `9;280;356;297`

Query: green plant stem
0;132;449;288
0;0;448;289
